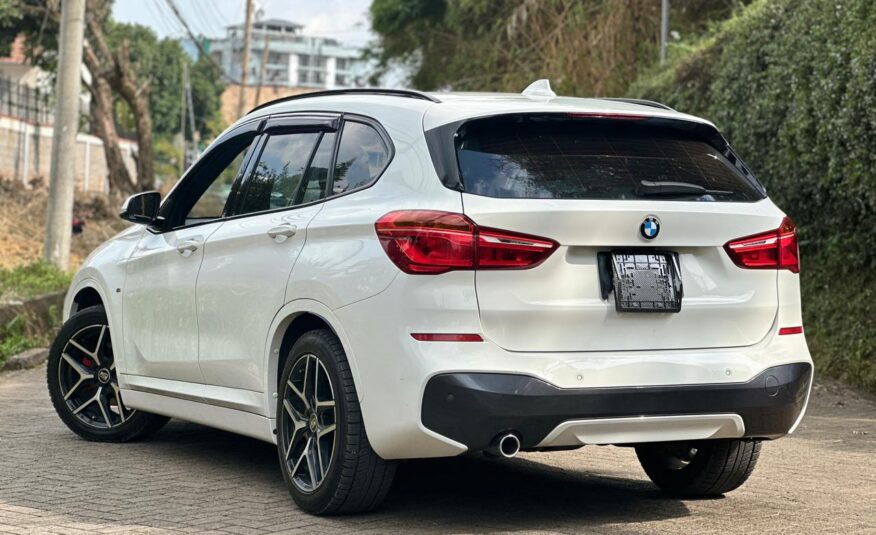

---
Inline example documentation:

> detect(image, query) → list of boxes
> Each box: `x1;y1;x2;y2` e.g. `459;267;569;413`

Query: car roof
244;89;715;134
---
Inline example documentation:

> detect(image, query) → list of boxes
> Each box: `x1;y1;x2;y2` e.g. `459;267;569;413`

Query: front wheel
636;439;761;497
47;305;169;442
276;329;396;515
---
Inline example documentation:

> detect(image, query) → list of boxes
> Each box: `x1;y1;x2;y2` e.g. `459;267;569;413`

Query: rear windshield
455;117;764;202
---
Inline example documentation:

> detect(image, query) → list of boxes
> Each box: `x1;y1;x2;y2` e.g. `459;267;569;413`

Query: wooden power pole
254;33;270;107
44;0;87;270
236;0;254;118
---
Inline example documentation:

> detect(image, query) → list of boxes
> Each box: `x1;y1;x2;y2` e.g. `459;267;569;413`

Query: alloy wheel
58;324;134;429
280;353;337;493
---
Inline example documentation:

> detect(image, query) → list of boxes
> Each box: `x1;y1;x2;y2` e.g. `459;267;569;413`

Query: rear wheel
277;329;396;515
636;439;761;496
636;440;760;497
47;305;169;442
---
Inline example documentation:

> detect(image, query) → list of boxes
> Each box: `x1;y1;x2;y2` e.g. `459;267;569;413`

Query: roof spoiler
249;88;440;114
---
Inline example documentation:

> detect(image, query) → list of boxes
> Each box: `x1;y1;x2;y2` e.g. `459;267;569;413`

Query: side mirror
120;191;161;226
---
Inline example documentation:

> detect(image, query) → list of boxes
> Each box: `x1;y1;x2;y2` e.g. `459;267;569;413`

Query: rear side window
456;117;764;202
331;121;390;195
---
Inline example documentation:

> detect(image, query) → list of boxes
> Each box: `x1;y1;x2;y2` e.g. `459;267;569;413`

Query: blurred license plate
611;253;682;312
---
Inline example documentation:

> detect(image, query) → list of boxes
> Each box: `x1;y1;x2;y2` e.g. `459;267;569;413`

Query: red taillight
375;210;558;275
411;333;484;342
567;112;648;120
724;217;800;273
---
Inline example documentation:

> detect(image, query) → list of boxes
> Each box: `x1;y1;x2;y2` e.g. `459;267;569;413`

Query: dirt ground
0;180;128;269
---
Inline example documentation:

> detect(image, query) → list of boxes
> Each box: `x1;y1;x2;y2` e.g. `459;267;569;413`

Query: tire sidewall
47;306;152;440
277;330;349;513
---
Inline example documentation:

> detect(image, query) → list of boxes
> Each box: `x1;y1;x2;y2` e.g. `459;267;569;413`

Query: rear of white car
49;89;813;514
332;95;812;487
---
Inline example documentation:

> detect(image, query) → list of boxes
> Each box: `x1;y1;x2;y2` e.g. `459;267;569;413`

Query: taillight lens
724;217;799;273
375;210;558;274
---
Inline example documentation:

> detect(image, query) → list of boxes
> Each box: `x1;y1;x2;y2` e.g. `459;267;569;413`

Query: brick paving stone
0;365;874;534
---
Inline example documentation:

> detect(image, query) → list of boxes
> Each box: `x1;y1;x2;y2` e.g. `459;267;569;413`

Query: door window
297;132;336;205
187;142;253;221
332;122;390;194
237;132;321;215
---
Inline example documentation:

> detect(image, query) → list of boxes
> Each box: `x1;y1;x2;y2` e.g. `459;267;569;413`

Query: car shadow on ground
143;421;692;530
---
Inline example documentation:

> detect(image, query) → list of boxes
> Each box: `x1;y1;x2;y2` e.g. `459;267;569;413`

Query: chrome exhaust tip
486;433;521;458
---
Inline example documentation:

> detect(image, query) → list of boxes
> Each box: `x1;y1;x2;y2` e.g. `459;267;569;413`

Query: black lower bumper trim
422;362;812;451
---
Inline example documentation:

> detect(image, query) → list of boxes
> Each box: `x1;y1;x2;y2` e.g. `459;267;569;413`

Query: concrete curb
1;348;49;372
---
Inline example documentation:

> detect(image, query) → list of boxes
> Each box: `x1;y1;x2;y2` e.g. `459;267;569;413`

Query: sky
112;0;375;47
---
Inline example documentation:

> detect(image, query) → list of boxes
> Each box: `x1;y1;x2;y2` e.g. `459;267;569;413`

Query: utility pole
185;64;199;160
236;0;254;118
44;0;86;270
179;61;187;175
660;0;670;64
254;32;270;107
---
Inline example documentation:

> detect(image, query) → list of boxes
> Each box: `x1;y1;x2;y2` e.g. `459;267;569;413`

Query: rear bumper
422;362;812;452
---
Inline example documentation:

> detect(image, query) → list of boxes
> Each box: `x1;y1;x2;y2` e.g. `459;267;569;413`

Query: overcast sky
112;0;375;47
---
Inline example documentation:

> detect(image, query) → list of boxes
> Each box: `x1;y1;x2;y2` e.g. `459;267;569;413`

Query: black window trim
151;111;395;234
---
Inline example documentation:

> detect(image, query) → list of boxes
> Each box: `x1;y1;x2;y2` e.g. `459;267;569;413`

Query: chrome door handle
267;224;297;242
176;240;199;257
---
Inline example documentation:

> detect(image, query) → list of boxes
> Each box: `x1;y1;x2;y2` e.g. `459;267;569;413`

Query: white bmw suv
48;83;813;515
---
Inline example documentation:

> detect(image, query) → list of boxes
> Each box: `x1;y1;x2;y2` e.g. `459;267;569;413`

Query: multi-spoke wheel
276;329;396;515
280;353;337;492
48;306;169;442
636;439;762;496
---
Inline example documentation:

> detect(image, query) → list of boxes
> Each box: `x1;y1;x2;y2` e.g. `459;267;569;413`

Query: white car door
196;115;339;392
122;122;261;383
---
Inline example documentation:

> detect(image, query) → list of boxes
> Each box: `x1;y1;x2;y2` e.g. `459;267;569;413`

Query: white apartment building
207;19;367;89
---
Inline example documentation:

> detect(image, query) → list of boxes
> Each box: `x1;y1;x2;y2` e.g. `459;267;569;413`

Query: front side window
237;132;320;215
332;122;390;195
187;141;253;220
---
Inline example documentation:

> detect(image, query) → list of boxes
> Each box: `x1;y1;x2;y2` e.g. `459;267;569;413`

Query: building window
335;74;349;87
299;54;310;67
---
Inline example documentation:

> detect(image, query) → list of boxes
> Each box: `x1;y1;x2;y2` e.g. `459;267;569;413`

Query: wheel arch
263;299;365;420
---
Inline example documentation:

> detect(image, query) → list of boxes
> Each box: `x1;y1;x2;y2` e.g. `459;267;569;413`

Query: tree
368;0;748;95
9;0;225;194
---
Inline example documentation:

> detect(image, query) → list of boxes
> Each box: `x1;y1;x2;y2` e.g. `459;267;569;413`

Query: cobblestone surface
0;365;873;534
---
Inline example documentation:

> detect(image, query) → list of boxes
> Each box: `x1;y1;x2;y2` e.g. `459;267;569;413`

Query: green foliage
0;262;71;302
630;0;875;391
368;0;745;93
0;315;40;367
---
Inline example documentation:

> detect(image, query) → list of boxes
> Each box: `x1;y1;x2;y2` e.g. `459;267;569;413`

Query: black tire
47;305;169;442
636;439;761;497
276;329;396;515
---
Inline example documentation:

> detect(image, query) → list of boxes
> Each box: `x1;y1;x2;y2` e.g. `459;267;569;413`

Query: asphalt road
0;364;873;534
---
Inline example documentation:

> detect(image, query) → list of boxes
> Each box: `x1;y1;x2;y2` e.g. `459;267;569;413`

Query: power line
162;0;238;83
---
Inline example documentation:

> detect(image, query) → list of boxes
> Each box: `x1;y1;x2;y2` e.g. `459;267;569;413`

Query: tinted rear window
456;117;764;202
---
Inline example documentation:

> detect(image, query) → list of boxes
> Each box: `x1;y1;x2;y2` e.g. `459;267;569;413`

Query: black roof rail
598;97;675;111
249;88;440;114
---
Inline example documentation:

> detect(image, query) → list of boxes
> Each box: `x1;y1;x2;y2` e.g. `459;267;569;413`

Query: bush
629;0;875;391
0;262;71;302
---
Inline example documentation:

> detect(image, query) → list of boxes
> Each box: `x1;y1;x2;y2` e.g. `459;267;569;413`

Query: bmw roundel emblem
640;216;660;240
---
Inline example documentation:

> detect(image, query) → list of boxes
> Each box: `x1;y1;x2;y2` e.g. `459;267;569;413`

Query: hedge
629;0;875;391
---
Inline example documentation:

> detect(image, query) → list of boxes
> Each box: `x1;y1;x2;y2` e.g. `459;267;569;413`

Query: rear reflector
778;326;804;336
724;216;800;273
376;210;557;274
411;333;484;342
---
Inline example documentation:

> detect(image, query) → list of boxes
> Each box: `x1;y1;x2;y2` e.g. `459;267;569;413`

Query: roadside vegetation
371;0;875;392
629;0;875;391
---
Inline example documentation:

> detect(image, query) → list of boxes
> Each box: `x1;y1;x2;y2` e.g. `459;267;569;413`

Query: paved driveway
0;365;873;534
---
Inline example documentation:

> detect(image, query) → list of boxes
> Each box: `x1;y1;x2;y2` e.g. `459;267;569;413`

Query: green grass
0;262;71;302
0;314;50;368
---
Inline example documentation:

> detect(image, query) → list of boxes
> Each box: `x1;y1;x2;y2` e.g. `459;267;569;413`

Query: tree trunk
83;46;136;195
86;15;155;191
